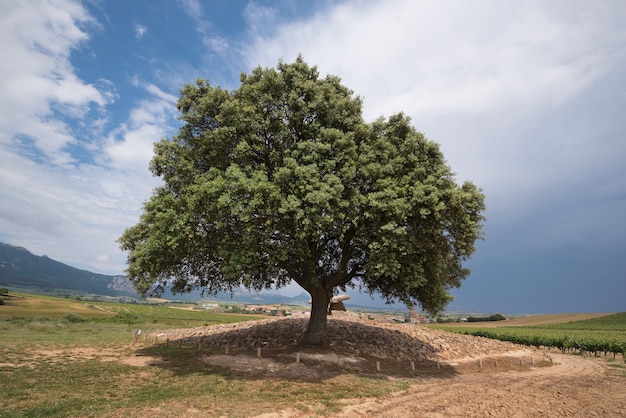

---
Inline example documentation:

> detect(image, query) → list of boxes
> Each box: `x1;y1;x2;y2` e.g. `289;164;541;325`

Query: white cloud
243;0;626;234
0;1;176;273
0;147;156;273
243;1;277;35
102;80;178;173
134;23;147;39
0;0;110;164
178;0;203;21
203;35;230;55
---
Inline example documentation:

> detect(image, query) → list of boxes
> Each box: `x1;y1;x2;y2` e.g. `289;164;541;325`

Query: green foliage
119;57;485;344
532;312;626;331
60;313;86;323
467;313;506;322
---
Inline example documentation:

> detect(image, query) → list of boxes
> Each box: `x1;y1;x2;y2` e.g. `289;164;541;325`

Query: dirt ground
197;348;623;418
19;315;624;417
157;315;626;417
326;353;625;417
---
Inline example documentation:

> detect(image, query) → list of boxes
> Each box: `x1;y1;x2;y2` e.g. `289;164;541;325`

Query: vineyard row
448;328;626;358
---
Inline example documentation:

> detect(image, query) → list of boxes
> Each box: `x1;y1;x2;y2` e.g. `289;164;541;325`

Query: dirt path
148;316;626;417
254;352;625;418
332;354;624;417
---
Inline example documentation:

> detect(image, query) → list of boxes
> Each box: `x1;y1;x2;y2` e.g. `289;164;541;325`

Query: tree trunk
302;287;329;346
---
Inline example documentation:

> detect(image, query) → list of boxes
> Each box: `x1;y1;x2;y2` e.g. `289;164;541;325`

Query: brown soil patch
445;312;612;328
24;347;161;367
157;314;624;417
15;313;625;416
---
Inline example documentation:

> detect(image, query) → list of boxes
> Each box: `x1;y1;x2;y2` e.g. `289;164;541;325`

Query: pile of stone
155;313;520;362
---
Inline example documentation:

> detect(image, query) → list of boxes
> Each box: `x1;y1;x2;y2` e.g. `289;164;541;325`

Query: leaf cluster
119;57;485;315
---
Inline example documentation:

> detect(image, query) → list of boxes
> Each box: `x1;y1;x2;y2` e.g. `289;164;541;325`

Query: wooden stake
257;347;262;358
411;361;416;373
376;361;381;372
296;352;301;364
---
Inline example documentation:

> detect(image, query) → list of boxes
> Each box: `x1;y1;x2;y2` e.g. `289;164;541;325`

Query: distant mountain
0;242;401;311
0;242;136;297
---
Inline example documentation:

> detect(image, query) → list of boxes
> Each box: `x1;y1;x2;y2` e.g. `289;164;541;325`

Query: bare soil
446;312;612;328
149;313;626;417
15;313;624;417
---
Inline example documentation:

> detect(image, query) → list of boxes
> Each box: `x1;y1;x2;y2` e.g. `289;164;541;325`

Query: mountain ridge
0;242;135;297
0;242;313;305
0;242;401;311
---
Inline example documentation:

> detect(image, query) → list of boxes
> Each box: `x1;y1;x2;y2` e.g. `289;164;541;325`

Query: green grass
530;312;626;331
0;293;414;417
434;312;626;357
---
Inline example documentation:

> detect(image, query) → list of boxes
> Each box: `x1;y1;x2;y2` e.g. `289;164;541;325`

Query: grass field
434;312;626;357
0;293;411;417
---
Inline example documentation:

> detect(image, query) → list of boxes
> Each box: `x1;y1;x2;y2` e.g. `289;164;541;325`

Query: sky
1;0;625;314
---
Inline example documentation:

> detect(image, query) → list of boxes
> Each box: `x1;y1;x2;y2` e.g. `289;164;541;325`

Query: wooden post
257;347;262;358
411;361;416;373
479;358;483;368
531;356;535;366
178;339;182;348
153;335;157;344
197;342;201;351
166;338;169;347
376;361;381;372
296;352;301;364
494;360;498;368
437;361;441;370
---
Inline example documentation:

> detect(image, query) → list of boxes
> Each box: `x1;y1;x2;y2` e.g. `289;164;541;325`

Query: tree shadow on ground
134;317;458;382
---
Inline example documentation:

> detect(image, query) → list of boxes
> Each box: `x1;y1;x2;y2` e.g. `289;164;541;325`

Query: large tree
119;57;485;346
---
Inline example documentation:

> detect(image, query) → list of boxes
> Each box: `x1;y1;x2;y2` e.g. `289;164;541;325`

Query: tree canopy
119;57;485;345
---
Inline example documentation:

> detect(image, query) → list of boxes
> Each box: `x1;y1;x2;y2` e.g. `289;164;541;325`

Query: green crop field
434;313;626;357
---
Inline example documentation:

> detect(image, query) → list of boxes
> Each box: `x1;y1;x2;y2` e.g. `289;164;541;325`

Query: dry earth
144;313;626;417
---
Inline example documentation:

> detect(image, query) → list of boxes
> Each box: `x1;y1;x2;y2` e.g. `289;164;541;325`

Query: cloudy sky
1;0;625;314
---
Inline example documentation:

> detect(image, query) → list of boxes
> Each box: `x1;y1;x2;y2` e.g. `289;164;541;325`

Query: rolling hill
0;242;136;297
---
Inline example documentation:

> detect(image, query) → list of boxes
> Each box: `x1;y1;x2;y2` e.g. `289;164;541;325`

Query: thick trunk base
301;288;329;346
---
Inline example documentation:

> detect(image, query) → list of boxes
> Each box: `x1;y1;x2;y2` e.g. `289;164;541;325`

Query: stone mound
158;313;520;361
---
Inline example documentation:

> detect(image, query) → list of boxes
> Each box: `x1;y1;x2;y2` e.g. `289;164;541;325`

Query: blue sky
1;0;625;314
